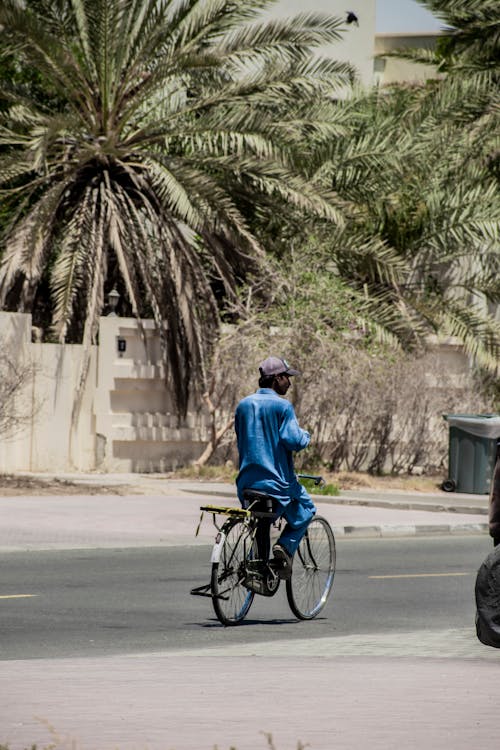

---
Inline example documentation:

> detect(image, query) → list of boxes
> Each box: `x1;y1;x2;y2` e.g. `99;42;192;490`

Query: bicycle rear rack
190;503;277;600
191;505;248;599
194;503;276;536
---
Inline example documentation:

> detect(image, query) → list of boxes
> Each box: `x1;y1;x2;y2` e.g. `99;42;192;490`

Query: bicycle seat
242;489;276;516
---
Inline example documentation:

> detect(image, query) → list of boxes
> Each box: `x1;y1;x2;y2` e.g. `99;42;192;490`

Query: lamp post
107;288;120;316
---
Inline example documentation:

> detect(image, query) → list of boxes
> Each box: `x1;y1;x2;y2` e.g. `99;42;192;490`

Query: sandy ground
0;475;134;496
0;470;448;496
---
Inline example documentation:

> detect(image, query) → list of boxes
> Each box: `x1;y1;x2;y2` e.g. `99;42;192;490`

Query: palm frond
0;0;359;414
51;185;96;340
437;298;500;373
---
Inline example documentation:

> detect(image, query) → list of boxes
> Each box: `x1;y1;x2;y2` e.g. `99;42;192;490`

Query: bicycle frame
190;474;336;622
190;503;278;600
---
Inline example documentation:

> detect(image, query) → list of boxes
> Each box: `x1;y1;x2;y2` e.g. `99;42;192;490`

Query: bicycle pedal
243;566;280;597
269;559;293;580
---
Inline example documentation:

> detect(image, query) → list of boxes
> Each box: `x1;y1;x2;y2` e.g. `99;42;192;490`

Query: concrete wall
94;316;210;473
0;312;216;473
0;312;96;472
374;32;441;86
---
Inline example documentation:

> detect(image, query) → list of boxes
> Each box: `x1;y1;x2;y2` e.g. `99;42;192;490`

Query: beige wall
374;32;441;86
267;6;443;90
0;312;475;474
0;312;215;473
0;312;96;472
94;316;210;472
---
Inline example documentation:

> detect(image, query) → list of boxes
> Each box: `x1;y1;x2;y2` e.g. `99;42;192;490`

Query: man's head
258;356;300;395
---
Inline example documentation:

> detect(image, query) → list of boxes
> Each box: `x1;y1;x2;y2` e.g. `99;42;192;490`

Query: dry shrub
294;344;492;474
197;323;493;475
193;322;275;466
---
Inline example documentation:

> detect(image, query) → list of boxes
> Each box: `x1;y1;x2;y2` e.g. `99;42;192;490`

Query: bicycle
190;475;336;626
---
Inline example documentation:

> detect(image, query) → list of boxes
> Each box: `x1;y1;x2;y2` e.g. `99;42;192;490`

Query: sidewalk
1;472;498;750
3;650;499;750
0;471;490;550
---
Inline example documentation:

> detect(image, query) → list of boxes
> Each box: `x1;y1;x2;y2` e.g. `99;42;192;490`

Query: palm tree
277;0;500;370
0;0;354;415
371;0;500;369
415;0;499;79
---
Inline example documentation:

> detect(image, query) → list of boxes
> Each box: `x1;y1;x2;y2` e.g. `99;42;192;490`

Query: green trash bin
443;414;500;494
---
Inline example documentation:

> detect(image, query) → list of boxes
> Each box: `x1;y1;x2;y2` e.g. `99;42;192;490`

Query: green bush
299;477;339;496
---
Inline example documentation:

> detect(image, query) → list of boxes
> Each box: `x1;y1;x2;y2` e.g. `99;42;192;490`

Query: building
374;31;441;86
268;0;377;88
269;0;443;89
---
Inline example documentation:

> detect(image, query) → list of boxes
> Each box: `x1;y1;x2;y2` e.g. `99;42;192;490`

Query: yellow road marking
370;573;469;579
0;594;39;599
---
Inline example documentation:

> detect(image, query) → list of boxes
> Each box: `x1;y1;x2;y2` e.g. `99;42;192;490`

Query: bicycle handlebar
297;473;325;487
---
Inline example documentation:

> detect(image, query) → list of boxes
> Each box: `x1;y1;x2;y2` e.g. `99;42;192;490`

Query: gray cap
259;356;300;378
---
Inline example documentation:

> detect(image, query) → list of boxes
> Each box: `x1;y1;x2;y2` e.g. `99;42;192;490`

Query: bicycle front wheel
286;516;336;620
211;519;256;626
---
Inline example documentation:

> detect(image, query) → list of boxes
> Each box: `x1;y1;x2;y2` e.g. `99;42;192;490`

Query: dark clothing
476;544;500;647
489;454;500;544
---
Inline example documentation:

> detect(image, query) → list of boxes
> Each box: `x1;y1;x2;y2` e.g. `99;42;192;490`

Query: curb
319;495;488;516
334;523;488;539
180;488;489;539
180;487;488;516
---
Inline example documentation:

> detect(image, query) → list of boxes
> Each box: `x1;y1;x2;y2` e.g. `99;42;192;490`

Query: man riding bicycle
234;356;316;579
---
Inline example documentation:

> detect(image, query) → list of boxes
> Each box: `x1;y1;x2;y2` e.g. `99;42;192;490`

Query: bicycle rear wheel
211;518;256;626
286;516;336;620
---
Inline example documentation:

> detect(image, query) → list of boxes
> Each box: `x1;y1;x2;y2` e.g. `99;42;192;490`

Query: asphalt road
0;534;492;660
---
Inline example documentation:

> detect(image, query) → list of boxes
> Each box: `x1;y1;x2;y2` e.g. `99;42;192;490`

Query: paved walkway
3;651;499;750
1;473;498;750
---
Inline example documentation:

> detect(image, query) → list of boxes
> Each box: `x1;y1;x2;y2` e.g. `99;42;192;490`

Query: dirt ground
0;469;447;496
0;475;135;496
328;470;445;493
171;465;447;493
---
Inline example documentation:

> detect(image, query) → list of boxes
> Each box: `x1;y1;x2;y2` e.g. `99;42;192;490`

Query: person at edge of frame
234;355;316;579
488;439;500;546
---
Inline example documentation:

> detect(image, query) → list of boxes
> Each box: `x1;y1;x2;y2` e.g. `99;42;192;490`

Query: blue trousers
249;485;316;559
276;486;316;555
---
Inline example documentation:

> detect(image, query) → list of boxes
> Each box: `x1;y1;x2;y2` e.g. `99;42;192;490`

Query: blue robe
235;388;316;554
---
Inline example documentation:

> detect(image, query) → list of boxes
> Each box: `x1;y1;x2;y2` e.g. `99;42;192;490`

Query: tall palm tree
416;0;499;78
279;0;500;370
372;0;500;369
0;0;353;415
